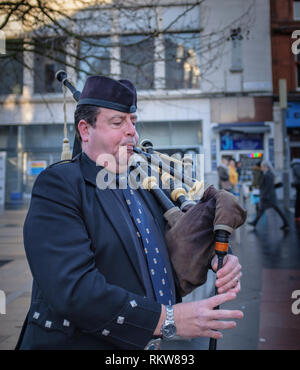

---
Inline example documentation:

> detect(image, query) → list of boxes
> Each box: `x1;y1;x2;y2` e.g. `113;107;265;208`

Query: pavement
0;198;300;350
0;208;32;350
218;200;300;350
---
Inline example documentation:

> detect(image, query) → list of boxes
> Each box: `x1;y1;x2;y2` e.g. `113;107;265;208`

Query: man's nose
124;118;136;136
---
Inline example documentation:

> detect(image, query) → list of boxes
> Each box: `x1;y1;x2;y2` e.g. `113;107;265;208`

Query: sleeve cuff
83;294;162;349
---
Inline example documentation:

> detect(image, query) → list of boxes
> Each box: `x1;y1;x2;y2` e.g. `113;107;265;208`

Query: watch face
162;324;176;339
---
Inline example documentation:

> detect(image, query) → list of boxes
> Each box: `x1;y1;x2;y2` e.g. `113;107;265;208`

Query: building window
120;35;154;90
77;37;110;91
137;120;202;147
165;33;200;89
0;39;23;95
34;38;66;94
294;1;300;20
296;53;300;90
229;28;243;72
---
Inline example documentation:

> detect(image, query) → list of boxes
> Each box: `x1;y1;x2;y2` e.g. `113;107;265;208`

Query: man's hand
211;254;242;294
154;292;243;339
174;292;243;339
153;255;243;339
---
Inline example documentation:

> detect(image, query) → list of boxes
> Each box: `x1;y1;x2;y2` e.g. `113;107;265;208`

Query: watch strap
165;305;174;323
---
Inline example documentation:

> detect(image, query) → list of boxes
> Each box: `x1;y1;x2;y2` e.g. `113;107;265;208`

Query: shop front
211;122;274;182
286;102;300;160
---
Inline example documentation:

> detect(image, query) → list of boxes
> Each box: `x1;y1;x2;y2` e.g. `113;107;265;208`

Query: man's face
222;158;228;165
79;107;139;172
261;165;267;172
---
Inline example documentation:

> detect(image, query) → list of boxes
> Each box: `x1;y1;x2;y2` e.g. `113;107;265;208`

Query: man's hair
74;105;101;141
261;160;276;176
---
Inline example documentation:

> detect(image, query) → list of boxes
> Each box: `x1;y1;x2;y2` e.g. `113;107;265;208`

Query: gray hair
261;160;276;176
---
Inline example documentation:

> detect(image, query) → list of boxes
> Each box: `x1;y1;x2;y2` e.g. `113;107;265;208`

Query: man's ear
77;120;90;142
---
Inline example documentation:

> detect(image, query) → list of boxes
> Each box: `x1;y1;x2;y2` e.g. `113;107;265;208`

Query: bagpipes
55;70;247;350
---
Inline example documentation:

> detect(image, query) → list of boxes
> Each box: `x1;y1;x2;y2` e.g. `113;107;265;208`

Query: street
0;208;31;350
0;199;300;350
219;202;300;350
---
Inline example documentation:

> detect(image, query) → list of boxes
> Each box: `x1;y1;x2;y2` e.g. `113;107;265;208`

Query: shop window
296;53;300;90
77;36;110;92
34;38;66;93
137;120;202;147
120;35;154;90
0;39;23;95
165;33;200;89
288;127;300;141
220;131;263;151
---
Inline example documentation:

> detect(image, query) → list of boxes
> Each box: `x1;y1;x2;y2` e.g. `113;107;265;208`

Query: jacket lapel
96;188;144;281
79;152;144;286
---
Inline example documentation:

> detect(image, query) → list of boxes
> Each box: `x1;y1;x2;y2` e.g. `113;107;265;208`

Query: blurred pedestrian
229;159;238;194
291;158;300;221
251;160;262;189
217;157;232;191
251;160;262;215
248;160;289;230
236;161;242;180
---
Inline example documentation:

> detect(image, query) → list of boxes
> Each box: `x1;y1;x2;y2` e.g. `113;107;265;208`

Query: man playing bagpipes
16;75;245;350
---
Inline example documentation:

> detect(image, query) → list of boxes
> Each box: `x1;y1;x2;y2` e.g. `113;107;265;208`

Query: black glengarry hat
77;76;137;113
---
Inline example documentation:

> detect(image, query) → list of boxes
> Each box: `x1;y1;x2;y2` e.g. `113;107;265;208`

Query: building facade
0;0;274;205
205;0;274;186
270;0;300;162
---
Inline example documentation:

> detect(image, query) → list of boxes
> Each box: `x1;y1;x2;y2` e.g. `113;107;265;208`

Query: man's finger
211;255;228;272
216;266;242;287
217;272;242;293
225;282;241;295
206;292;237;308
210;309;244;320
208;320;237;330
217;256;241;279
204;329;223;339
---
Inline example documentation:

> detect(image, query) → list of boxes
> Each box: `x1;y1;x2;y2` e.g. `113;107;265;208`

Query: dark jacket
259;170;277;207
217;164;232;191
291;159;300;186
251;166;262;188
17;152;178;350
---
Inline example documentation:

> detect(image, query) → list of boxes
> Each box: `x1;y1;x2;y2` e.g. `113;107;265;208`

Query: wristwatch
160;305;176;340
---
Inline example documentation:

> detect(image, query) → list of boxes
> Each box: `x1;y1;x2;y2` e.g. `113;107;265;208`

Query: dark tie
123;188;174;305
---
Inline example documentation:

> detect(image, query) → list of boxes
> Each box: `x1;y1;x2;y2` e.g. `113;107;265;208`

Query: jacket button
33;312;40;319
45;320;52;328
117;316;125;324
63;319;70;327
129;300;137;308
